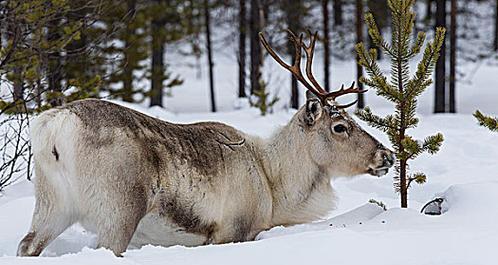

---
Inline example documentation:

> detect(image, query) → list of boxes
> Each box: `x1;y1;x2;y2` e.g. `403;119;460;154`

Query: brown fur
18;98;393;256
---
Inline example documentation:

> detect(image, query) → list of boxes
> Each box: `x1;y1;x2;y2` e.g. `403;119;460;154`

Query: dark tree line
2;0;498;114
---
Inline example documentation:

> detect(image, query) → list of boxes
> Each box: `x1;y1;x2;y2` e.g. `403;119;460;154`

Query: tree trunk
400;159;408;208
204;0;216;112
449;0;456;113
333;0;343;26
322;0;330;92
47;18;62;107
12;67;23;103
64;3;92;86
249;0;262;95
425;0;432;23
238;0;247;98
150;1;165;107
261;0;270;25
35;77;42;108
494;0;498;51
3;8;22;103
286;0;302;109
289;45;299;109
434;0;446;113
122;0;136;103
11;25;23;103
356;0;364;109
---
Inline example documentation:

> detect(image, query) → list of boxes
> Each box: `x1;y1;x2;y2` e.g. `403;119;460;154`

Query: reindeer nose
382;150;395;168
375;143;395;168
368;148;395;177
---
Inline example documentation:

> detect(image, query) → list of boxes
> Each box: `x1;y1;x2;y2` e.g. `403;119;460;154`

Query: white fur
18;99;392;256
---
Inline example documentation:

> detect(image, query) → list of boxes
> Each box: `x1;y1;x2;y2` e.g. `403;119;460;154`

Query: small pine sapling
250;79;279;116
474;111;498;132
355;0;446;208
368;199;387;211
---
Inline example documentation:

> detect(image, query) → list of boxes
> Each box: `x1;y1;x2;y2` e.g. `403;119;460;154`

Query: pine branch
406;116;419;129
406;28;446;101
401;136;421;160
407;172;427;189
474;111;498;132
421;133;444;154
408;32;426;58
364;13;395;57
355;107;396;132
356;44;402;102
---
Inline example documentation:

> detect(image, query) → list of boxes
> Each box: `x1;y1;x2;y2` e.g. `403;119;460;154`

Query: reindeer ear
306;90;318;100
304;96;323;126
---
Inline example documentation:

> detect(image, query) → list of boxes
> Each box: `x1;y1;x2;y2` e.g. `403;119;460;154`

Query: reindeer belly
129;212;207;248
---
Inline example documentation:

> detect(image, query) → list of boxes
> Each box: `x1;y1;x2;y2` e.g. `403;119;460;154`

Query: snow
2;18;498;265
2;183;498;265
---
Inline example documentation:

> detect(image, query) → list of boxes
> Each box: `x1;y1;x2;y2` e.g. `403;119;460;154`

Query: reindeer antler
259;30;367;109
258;30;324;101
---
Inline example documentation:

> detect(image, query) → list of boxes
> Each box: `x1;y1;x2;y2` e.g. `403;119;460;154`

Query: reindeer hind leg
17;166;75;256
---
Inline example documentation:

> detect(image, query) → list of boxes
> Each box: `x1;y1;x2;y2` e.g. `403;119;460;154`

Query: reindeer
17;30;394;257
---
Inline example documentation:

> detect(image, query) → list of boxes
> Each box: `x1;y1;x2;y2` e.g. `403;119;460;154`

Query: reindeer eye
333;124;347;134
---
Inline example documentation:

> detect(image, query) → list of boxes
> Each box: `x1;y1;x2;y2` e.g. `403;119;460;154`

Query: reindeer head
260;30;394;177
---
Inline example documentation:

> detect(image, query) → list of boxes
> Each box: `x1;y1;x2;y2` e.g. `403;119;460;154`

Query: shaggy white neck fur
263;109;336;226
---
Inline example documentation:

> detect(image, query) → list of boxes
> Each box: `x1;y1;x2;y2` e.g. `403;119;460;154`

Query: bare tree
150;0;166;107
449;0;456;113
495;0;498;51
284;0;304;109
6;21;23;103
425;0;433;24
333;0;343;26
434;0;446;113
322;0;331;92
356;0;364;108
122;0;137;103
12;68;23;103
47;15;63;107
204;0;216;112
249;0;262;95
238;0;247;98
0;103;32;190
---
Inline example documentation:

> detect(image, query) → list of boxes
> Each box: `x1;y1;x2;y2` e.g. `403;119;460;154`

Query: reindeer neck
263;110;336;226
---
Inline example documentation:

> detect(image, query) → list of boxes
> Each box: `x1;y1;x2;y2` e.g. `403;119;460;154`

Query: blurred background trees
2;0;498;114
